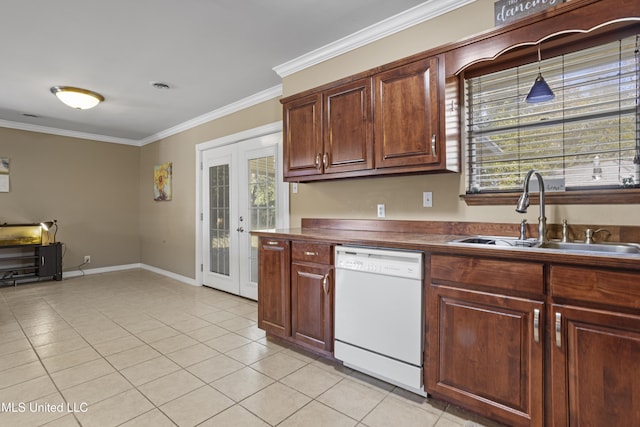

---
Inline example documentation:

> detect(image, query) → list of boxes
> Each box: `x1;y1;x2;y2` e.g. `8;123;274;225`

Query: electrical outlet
84;255;91;264
423;192;433;208
377;204;385;218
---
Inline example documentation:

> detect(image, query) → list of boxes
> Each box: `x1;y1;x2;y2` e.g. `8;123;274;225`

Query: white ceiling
0;0;466;145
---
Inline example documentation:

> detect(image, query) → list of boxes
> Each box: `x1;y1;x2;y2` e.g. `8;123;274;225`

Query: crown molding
0;85;282;147
273;0;476;78
0;119;140;146
139;84;282;146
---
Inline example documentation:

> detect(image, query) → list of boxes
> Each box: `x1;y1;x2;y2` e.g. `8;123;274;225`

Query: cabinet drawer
431;254;544;295
291;241;332;264
551;265;640;310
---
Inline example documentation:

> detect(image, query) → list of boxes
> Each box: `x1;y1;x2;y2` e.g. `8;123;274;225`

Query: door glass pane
209;164;230;276
248;155;276;283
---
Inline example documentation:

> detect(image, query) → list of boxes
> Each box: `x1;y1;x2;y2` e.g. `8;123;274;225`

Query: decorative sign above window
494;0;565;26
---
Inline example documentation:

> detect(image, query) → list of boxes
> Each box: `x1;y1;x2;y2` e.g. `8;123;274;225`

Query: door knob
236;227;245;232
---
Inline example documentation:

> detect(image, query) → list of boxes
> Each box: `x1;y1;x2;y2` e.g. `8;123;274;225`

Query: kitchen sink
449;236;640;254
449;236;538;247
538;241;640;254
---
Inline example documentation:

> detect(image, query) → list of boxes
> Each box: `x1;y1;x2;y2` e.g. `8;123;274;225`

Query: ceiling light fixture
525;45;555;103
50;86;104;110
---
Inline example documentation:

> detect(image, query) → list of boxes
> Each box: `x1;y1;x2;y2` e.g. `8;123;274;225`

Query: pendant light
525;45;555;103
50;86;104;110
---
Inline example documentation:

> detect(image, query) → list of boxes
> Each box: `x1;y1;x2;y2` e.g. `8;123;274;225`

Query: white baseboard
140;264;198;286
62;263;199;287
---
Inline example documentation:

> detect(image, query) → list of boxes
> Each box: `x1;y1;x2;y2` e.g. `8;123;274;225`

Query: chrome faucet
515;170;547;243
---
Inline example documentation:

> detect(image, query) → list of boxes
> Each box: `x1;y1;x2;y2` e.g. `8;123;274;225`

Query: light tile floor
0;270;505;427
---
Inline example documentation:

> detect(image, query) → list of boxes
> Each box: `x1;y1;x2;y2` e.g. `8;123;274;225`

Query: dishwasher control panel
335;246;423;280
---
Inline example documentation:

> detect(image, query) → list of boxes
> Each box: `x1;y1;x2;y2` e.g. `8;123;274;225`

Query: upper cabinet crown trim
444;0;640;76
272;0;477;78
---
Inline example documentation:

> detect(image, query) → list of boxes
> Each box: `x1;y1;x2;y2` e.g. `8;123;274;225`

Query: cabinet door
257;238;291;338
291;262;333;352
374;57;440;169
283;93;322;179
323;78;373;174
427;285;544;427
550;305;640;427
37;244;61;280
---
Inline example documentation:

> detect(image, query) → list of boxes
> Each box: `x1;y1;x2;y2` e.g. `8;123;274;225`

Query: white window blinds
466;35;640;193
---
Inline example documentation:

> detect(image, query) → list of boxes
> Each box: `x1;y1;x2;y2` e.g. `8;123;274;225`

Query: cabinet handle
265;241;280;246
431;134;437;156
304;251;318;257
555;312;562;348
323;153;328;169
315;153;322;170
322;274;329;294
533;309;540;343
41;256;45;267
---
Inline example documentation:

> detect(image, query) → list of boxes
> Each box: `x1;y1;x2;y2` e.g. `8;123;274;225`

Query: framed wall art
153;162;172;201
0;157;9;192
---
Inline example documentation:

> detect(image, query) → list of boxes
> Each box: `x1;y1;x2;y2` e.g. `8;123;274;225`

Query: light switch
377;204;385;218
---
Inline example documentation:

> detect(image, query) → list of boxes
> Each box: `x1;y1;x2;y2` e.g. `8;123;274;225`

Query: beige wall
4;0;638;282
0;127;140;270
286;0;640;229
138;98;281;278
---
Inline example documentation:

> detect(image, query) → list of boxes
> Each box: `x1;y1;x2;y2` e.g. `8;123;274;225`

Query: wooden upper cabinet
282;54;459;181
283;93;322;179
283;79;372;180
374;56;440;169
323;78;373;174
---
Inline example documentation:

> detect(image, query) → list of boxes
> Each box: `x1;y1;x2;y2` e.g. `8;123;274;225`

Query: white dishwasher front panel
334;247;423;367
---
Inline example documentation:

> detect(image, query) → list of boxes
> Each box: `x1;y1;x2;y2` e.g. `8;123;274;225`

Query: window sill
462;188;640;206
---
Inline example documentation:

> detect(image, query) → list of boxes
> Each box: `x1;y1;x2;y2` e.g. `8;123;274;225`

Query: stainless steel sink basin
538;241;640;254
449;236;640;254
449;236;538;248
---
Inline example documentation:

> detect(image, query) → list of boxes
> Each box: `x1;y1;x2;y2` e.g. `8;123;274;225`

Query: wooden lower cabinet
291;262;333;353
427;254;545;427
290;241;334;355
257;238;334;356
257;238;290;338
550;265;640;427
428;285;544;427
550;304;640;427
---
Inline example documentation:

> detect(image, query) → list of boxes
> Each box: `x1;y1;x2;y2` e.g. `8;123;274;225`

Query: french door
200;130;286;300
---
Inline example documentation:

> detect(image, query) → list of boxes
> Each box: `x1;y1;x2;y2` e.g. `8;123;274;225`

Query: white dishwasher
334;245;425;396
